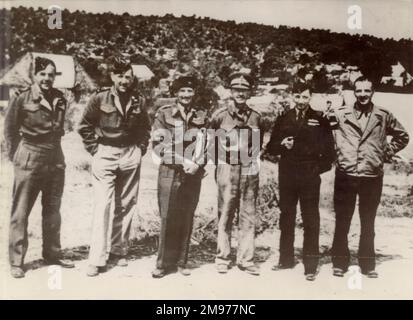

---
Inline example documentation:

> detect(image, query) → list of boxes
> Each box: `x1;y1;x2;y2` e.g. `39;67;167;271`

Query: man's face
293;89;311;110
177;87;195;107
231;88;251;105
111;69;134;93
354;80;374;106
34;64;56;91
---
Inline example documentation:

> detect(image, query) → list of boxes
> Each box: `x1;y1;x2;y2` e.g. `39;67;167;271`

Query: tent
131;64;154;82
0;52;97;94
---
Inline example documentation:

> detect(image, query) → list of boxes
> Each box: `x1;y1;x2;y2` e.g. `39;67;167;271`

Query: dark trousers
9;140;65;267
156;164;202;270
332;171;383;272
278;161;321;274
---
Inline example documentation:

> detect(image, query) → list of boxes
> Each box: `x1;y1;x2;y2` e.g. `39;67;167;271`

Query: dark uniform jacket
4;84;67;161
266;107;335;173
78;87;151;155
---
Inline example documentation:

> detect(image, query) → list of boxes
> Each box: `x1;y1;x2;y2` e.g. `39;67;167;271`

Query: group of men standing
4;56;409;281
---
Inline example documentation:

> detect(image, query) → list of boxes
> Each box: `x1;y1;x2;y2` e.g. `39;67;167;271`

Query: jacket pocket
25;152;46;170
12;142;23;166
99;104;119;128
22;103;47;126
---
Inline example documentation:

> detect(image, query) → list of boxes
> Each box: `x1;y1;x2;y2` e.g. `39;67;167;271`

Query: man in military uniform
4;56;74;278
329;76;409;278
151;76;208;278
265;82;335;281
209;72;263;276
78;57;151;277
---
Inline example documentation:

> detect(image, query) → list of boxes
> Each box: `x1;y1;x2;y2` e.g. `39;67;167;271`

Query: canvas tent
0;52;97;95
131;64;154;82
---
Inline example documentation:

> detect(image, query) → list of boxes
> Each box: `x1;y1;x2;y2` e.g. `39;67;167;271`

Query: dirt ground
1;131;413;300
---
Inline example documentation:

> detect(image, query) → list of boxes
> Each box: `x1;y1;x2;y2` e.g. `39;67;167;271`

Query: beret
170;76;197;95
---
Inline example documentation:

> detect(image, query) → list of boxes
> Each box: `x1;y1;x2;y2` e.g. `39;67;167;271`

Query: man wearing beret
265;82;335;281
209;72;263;276
78;57;151;276
151;75;208;278
4;56;74;278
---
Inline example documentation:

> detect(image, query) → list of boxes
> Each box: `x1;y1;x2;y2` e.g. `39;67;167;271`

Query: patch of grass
379;194;413;218
387;160;413;176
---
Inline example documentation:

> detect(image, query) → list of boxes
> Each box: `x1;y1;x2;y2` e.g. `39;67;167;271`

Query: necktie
297;110;304;121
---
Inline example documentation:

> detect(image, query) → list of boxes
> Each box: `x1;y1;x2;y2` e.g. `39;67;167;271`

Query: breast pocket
99;104;120;129
22;103;51;127
127;107;142;128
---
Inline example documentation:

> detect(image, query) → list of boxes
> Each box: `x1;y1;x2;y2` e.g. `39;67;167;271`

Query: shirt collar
354;102;373;114
228;100;249;117
31;83;44;101
172;102;195;119
31;84;55;111
110;86;119;98
110;86;133;115
294;105;309;116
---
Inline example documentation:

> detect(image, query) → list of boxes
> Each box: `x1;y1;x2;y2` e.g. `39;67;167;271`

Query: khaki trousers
88;144;141;266
215;164;259;268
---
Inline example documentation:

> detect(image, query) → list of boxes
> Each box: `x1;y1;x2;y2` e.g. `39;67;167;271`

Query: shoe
362;270;378;278
152;268;167;279
305;273;316;281
216;264;229;274
178;266;191;276
108;254;128;267
272;262;295;271
116;258;128;267
86;265;99;277
238;265;260;276
333;268;345;277
44;258;75;269
10;266;25;279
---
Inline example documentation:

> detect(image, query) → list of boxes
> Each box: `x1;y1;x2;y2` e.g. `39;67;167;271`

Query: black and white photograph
0;0;412;300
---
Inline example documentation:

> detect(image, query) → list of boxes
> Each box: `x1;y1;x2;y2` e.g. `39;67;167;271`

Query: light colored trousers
88;144;141;267
215;163;259;268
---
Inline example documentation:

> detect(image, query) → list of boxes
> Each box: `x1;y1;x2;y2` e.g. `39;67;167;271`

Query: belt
98;138;135;148
22;133;61;144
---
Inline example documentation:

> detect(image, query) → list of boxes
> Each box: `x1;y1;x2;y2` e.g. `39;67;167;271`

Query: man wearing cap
4;56;74;278
78;57;151;276
209;72;263;276
151;76;208;278
265;82;335;281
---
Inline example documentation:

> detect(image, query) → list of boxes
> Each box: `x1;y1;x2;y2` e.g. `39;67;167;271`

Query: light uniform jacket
151;103;209;168
330;103;409;177
209;100;263;166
